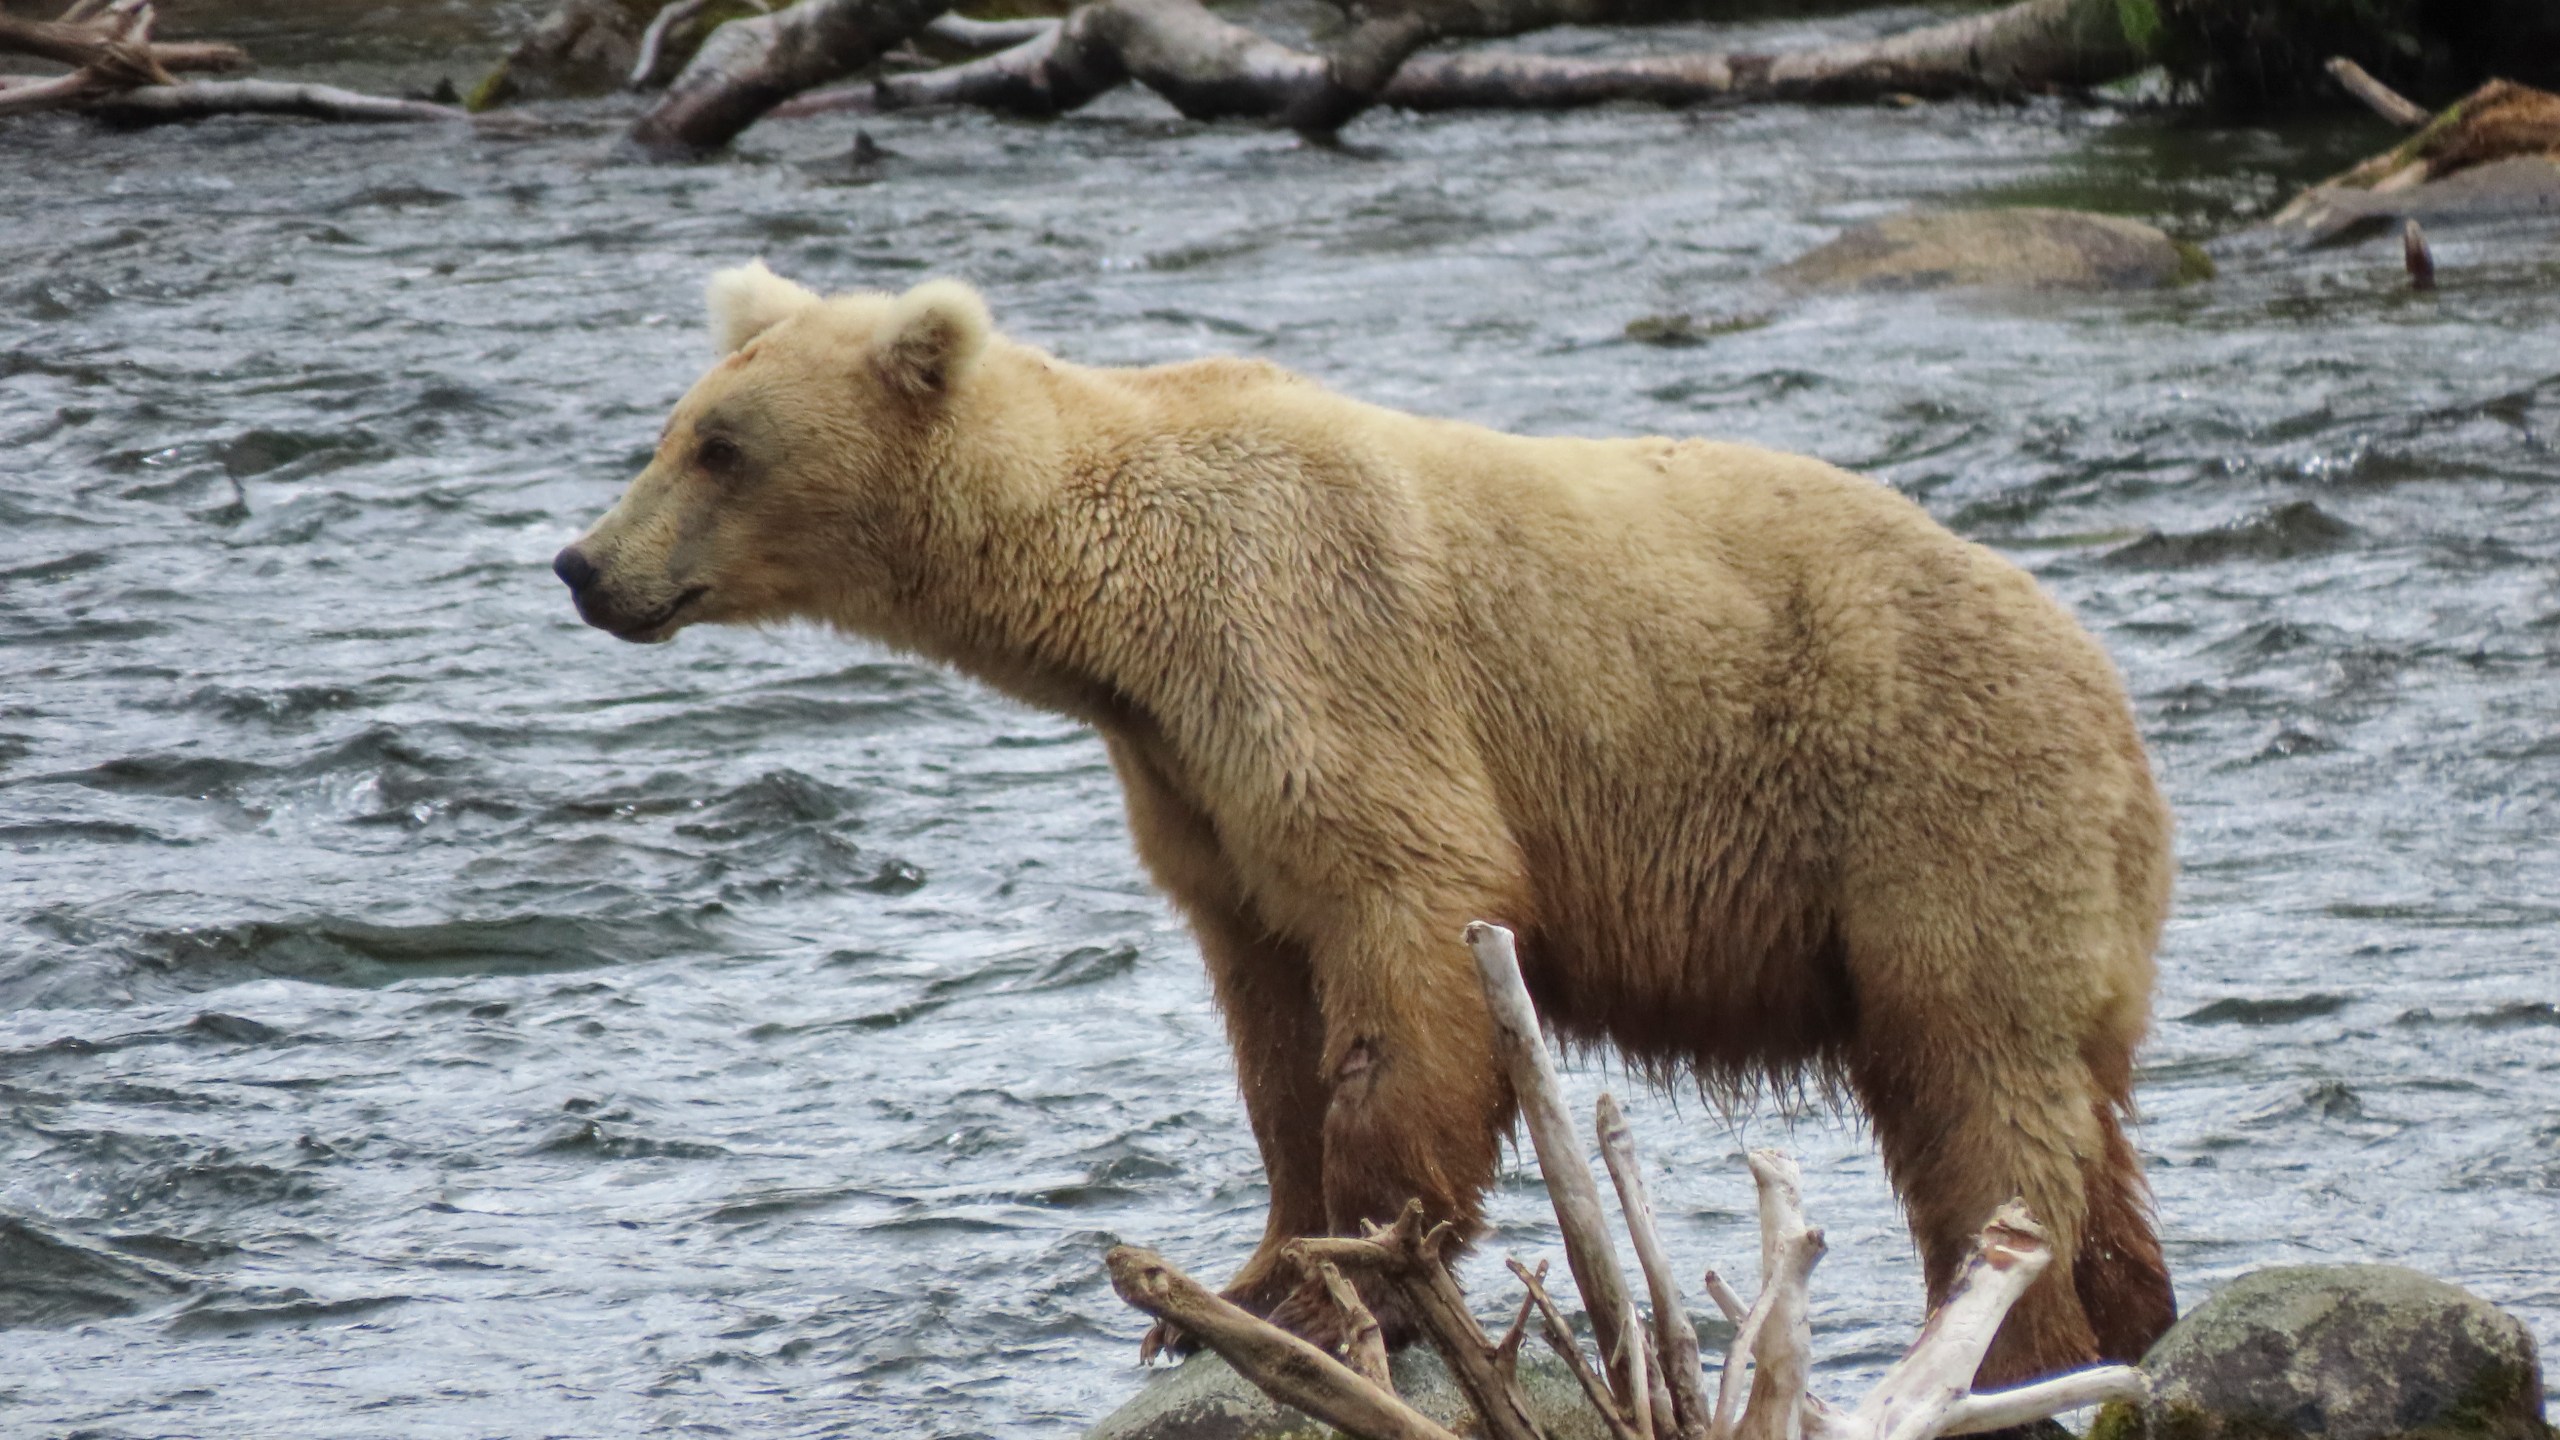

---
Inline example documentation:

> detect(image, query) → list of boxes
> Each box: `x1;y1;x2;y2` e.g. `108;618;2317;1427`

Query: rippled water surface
4;7;2558;1436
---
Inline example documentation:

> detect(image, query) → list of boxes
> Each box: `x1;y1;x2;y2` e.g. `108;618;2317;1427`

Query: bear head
554;262;996;644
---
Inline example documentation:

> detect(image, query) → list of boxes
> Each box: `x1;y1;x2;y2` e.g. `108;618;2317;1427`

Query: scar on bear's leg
1330;1037;1377;1093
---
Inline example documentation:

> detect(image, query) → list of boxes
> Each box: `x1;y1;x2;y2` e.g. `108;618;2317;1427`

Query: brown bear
554;264;2177;1386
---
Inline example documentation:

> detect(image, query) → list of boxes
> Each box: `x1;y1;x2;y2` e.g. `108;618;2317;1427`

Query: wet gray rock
1084;1345;1615;1440
1774;208;2212;293
2097;1265;2550;1440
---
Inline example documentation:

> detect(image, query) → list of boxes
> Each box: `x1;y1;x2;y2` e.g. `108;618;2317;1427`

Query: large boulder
2097;1265;2550;1440
1084;1345;1616;1440
1773;208;2212;293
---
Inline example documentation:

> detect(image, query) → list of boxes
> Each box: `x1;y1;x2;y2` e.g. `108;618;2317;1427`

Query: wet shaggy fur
559;265;2180;1385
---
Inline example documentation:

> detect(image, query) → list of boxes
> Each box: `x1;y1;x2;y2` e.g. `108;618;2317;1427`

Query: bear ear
706;260;821;356
874;279;992;400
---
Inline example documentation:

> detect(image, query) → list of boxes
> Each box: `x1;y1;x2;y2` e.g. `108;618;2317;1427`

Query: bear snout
552;546;599;595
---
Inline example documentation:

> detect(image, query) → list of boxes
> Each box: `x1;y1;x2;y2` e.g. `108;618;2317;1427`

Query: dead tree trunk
627;0;958;157
794;0;2146;130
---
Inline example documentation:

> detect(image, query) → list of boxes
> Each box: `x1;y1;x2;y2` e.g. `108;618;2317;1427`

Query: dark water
4;7;2558;1436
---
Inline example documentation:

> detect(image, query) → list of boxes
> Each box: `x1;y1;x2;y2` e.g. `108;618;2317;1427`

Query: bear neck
881;352;1201;741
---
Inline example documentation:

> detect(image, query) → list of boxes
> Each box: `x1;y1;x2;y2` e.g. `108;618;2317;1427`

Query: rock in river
1774;208;2211;293
2097;1264;2550;1440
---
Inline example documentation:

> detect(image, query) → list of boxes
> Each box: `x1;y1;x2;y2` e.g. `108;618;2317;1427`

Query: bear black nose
553;546;598;594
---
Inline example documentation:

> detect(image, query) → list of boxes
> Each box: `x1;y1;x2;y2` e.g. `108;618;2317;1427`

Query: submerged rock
1773;208;2211;294
1084;1344;1615;1440
0;1216;192;1330
2097;1265;2550;1440
2101;500;2357;570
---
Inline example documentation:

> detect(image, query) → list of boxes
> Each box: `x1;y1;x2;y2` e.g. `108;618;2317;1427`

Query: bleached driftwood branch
0;4;246;86
1100;920;2145;1440
2325;55;2428;128
0;1;246;119
1600;1093;1713;1440
1294;1208;1547;1440
1823;1203;2147;1440
1467;919;1648;1418
83;79;472;125
1105;1244;1465;1440
0;1;518;127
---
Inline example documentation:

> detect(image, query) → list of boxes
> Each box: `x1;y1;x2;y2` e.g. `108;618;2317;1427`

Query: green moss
463;67;516;113
2114;0;2163;58
2171;239;2217;284
2397;1356;2557;1440
2086;1400;2153;1440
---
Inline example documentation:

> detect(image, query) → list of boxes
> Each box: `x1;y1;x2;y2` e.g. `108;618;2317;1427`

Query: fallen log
0;8;245;82
0;1;247;119
0;1;510;128
787;0;2146;128
627;0;957;157
80;78;474;126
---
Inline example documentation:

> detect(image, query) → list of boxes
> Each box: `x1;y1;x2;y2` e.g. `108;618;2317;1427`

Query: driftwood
82;79;470;126
1295;1210;1550;1440
773;0;2144;132
1105;920;2148;1440
1466;920;1648;1419
0;1;503;127
1105;1245;1464;1440
1599;1093;1712;1440
627;0;956;156
2325;56;2428;129
0;1;246;119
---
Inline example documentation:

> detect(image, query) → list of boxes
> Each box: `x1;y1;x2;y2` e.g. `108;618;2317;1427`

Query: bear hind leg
1851;1038;2114;1390
2074;1094;2176;1364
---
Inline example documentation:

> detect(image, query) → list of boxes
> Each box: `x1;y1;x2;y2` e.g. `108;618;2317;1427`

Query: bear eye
695;434;744;474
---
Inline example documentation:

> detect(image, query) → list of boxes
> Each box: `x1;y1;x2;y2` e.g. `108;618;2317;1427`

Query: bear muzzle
553;544;704;644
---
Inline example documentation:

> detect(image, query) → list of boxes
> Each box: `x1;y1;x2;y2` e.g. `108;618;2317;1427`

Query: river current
2;5;2556;1436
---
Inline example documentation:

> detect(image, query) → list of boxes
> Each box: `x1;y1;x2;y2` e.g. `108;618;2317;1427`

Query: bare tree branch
1105;1245;1467;1440
1468;921;1647;1418
1317;1258;1396;1392
2326;55;2428;127
1597;1092;1712;1440
0;8;245;83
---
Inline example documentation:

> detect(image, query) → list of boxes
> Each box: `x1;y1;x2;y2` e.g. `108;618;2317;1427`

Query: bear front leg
1194;914;1333;1319
1260;894;1515;1350
1098;732;1332;1326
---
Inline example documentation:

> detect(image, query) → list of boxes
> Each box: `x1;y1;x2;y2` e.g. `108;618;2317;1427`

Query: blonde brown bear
555;265;2177;1385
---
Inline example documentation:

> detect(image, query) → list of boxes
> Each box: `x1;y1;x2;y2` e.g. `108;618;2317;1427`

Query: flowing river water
2;4;2557;1436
